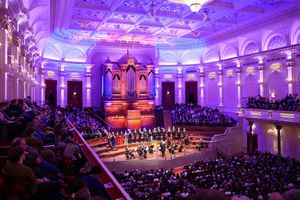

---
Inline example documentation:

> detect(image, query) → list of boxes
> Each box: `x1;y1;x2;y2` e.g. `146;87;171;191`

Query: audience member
246;94;300;111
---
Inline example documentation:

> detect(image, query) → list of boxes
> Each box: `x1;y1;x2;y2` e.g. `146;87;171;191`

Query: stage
103;149;217;173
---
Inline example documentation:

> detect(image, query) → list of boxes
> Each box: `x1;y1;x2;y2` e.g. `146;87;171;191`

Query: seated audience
171;104;237;126
246;94;300;111
115;151;300;200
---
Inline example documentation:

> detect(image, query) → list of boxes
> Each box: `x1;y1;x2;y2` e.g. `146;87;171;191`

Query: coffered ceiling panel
50;0;300;46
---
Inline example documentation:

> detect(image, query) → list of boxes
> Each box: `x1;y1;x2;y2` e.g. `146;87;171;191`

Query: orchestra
109;126;191;159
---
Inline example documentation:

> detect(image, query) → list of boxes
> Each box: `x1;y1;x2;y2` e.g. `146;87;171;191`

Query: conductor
159;140;166;157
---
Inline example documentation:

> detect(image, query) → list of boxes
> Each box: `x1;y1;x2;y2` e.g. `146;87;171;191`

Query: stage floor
103;149;217;173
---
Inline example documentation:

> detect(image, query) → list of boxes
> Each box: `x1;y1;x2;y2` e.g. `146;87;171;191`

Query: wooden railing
65;117;131;200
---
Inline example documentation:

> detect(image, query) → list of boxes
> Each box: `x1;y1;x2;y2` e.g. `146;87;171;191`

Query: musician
184;134;189;145
177;127;181;140
128;131;133;143
159;140;166;157
148;142;154;154
162;128;166;141
169;141;177;154
178;141;183;152
152;128;157;140
133;129;137;143
125;146;135;160
138;128;142;142
148;129;153;141
124;131;128;145
167;126;171;138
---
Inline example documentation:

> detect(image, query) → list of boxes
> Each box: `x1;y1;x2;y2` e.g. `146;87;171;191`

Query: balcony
238;108;300;125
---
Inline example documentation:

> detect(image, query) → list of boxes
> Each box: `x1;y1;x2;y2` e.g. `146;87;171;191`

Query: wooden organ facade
103;52;156;129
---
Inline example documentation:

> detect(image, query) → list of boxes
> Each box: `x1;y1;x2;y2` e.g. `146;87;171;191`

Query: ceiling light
184;0;207;12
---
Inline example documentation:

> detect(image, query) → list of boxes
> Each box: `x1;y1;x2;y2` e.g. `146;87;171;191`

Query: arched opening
267;71;288;99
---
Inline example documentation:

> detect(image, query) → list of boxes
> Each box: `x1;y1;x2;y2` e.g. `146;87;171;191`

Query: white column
258;65;264;97
177;67;183;104
85;64;93;107
236;67;242;107
0;7;8;101
40;64;46;105
59;64;65;107
155;67;159;105
198;67;204;105
286;59;295;94
218;65;223;107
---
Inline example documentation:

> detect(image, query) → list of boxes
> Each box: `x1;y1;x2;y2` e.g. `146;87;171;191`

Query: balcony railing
65;117;131;200
238;108;300;124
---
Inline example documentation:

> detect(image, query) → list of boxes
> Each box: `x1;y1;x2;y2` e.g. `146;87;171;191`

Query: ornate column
275;124;282;156
258;64;265;97
236;61;242;107
85;64;93;107
59;64;66;107
155;67;160;105
40;61;46;105
0;2;9;101
286;59;295;94
218;64;224;107
177;66;183;104
198;66;204;105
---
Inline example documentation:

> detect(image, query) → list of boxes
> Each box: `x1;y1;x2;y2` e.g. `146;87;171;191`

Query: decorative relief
226;69;234;77
246;67;255;74
270;63;282;71
208;72;217;79
0;8;10;30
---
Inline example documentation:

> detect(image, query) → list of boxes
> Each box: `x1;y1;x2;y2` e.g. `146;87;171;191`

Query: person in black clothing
160;140;166;157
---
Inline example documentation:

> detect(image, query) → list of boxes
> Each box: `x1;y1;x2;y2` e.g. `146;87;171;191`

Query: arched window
244;42;259;55
267;35;287;50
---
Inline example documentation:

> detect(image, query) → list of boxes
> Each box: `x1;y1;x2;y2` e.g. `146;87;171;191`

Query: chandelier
184;0;208;12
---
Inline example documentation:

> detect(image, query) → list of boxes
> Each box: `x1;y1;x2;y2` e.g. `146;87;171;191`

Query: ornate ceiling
49;0;300;46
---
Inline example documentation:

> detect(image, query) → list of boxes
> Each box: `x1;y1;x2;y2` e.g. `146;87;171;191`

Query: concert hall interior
1;0;300;199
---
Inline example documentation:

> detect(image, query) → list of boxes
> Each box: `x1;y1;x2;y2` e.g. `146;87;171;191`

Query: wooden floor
85;126;226;172
103;149;217;173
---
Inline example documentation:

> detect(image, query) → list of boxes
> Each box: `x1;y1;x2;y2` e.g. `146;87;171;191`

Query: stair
163;110;172;128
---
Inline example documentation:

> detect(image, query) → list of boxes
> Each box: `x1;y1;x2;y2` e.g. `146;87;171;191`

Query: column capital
286;59;295;67
274;123;283;130
258;64;265;70
247;119;254;126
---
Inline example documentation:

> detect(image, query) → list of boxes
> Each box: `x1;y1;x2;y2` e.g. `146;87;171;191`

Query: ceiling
50;0;299;46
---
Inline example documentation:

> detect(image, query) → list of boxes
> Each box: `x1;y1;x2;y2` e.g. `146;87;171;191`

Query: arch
243;74;259;98
296;73;300;96
242;41;260;55
203;50;219;63
159;52;178;64
148;71;155;97
266;34;287;50
64;49;86;62
139;74;147;94
127;66;136;97
42;46;61;60
112;74;121;94
267;71;287;99
180;51;200;64
222;45;237;59
291;26;300;44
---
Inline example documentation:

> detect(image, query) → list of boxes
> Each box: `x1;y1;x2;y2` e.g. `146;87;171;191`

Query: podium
126;110;141;129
